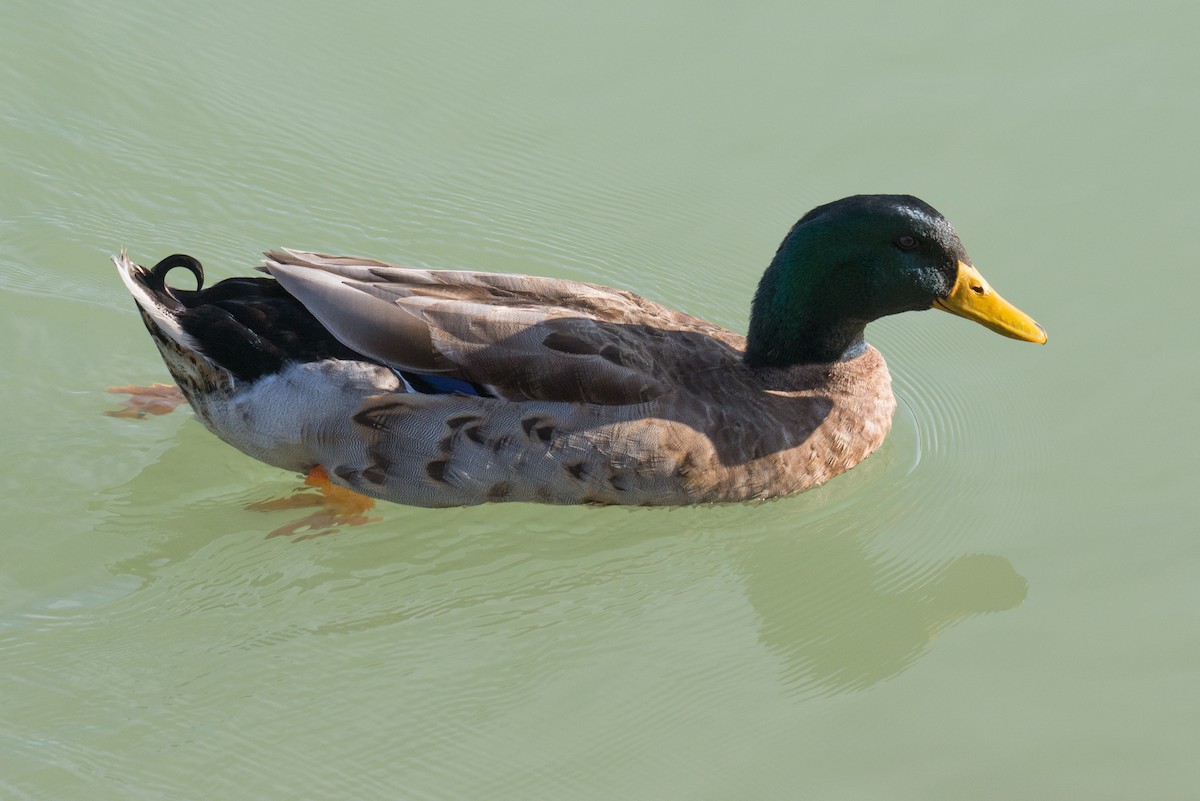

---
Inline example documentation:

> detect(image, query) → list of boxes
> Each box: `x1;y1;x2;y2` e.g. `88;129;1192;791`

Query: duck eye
895;235;919;251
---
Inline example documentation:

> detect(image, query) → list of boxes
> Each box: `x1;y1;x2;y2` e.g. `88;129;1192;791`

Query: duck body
116;195;1044;507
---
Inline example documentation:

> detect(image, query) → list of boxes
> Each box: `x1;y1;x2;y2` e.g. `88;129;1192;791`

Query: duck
115;194;1045;508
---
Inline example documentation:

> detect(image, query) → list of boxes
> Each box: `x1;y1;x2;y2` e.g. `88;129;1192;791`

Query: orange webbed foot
105;384;187;418
249;466;381;540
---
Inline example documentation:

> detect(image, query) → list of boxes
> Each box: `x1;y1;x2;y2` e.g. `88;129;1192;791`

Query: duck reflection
737;526;1026;695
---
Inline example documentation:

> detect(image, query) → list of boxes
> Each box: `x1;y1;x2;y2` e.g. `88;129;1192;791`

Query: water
3;0;1198;798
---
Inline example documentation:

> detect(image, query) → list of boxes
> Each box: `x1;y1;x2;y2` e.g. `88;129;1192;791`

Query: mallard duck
115;194;1044;508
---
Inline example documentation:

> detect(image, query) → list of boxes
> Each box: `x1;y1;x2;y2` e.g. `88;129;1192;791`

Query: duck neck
743;249;868;368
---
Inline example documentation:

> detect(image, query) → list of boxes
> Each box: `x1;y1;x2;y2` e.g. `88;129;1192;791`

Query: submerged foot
249;465;381;540
105;384;187;418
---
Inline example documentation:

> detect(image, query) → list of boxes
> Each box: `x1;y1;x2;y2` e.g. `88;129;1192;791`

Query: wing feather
262;249;744;405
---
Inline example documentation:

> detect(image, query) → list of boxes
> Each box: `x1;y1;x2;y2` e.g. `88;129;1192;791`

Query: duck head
744;194;1046;367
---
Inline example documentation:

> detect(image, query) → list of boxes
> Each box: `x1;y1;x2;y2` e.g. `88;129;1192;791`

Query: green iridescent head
744;194;1045;367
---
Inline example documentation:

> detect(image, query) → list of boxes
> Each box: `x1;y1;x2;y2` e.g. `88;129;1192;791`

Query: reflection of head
743;533;1027;697
925;554;1027;618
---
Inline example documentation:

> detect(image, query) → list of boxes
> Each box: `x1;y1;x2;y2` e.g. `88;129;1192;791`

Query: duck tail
114;250;235;397
114;251;202;345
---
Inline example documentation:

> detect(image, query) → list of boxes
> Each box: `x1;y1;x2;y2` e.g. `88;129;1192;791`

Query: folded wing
262;249;742;405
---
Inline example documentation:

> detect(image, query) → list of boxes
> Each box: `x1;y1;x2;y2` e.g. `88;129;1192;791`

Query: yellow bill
933;261;1047;343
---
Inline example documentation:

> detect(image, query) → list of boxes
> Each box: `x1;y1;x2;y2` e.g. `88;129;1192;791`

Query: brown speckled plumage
337;345;893;506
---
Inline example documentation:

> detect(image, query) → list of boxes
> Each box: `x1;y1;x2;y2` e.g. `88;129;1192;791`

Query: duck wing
262;249;743;405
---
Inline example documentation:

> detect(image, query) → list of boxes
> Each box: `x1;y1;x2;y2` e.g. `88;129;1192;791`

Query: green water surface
2;1;1198;798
